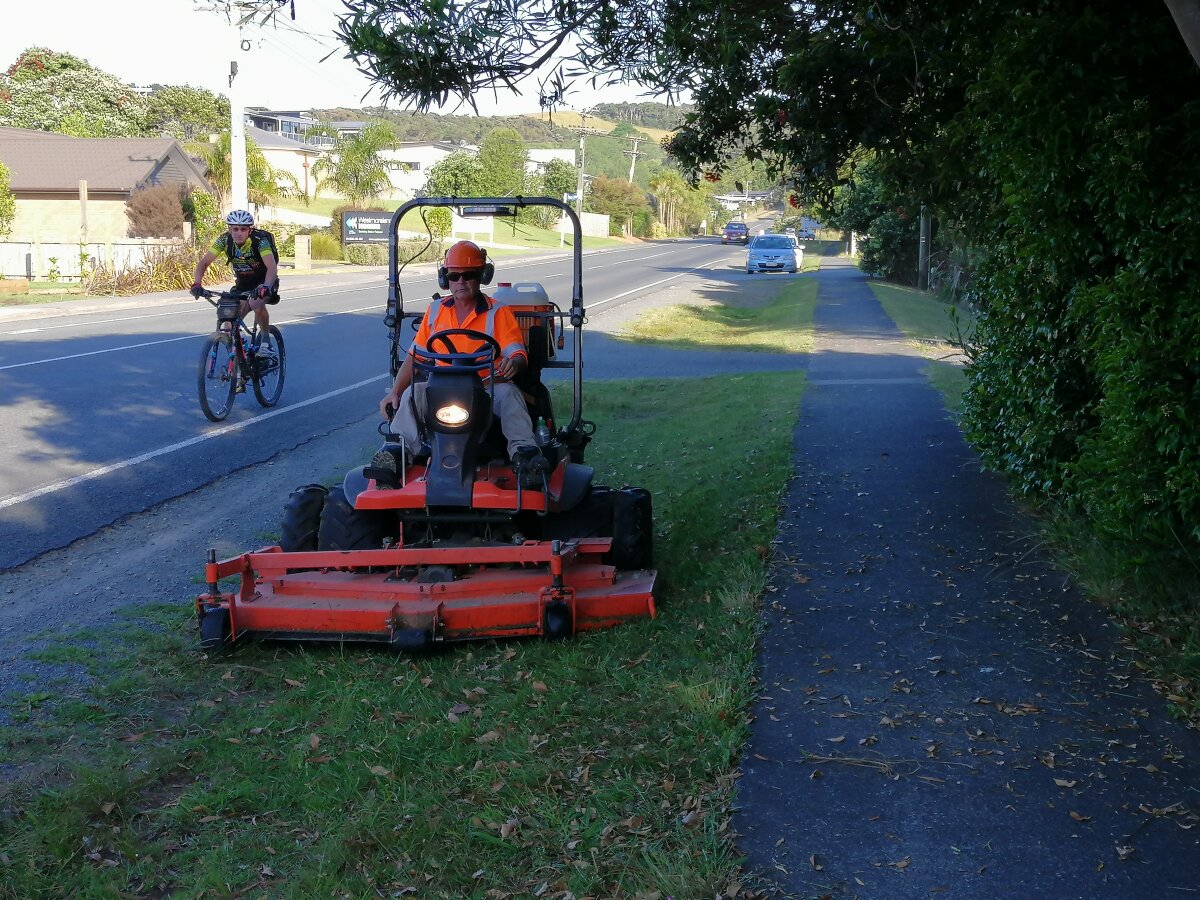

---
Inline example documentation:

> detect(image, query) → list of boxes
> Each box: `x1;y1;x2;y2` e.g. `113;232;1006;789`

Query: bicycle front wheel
198;332;237;421
252;325;286;408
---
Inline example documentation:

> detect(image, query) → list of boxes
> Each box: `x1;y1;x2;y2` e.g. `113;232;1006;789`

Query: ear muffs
437;249;494;289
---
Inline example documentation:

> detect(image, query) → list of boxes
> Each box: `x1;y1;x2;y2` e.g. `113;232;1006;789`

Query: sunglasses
446;271;481;282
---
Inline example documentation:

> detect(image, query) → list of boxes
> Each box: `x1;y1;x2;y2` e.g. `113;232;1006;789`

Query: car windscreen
753;236;792;248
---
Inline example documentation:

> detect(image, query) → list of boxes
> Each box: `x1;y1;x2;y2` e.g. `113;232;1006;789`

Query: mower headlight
434;403;470;426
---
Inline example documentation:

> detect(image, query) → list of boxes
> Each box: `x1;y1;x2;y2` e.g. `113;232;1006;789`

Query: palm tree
194;131;299;212
649;169;688;234
310;122;399;206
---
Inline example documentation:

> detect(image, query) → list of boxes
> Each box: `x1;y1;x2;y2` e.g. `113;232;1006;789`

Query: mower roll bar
385;196;586;435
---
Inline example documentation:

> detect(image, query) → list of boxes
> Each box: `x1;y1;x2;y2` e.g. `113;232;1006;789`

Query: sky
0;0;669;117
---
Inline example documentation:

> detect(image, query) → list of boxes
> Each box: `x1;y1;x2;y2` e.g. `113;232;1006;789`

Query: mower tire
199;606;232;655
317;485;393;551
280;483;328;552
540;485;653;570
607;487;654;570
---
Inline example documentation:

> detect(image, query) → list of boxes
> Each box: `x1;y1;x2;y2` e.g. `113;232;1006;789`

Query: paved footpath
734;258;1200;898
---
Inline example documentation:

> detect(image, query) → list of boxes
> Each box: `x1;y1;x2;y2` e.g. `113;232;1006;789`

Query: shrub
308;232;342;260
83;243;229;295
126;184;185;238
343;239;444;267
188;190;222;247
344;243;388;266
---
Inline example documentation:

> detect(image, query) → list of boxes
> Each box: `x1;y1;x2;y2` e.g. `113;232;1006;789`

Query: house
247;125;324;199
376;141;478;201
244;109;334;149
527;148;576;175
0;126;212;244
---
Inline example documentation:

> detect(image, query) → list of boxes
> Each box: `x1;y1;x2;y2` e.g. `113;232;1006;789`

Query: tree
423;152;487;198
477;127;528;197
336;0;1200;587
1;47;148;137
310;122;399;205
146;85;230;140
0;160;15;239
540;158;577;201
196;131;299;211
587;176;650;236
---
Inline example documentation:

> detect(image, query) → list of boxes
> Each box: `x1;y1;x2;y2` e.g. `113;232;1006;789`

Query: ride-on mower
195;197;656;652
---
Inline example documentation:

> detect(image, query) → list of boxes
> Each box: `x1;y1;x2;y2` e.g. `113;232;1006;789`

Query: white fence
0;239;184;281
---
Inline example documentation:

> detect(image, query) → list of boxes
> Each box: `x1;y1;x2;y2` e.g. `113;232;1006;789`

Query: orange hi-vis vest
412;295;528;378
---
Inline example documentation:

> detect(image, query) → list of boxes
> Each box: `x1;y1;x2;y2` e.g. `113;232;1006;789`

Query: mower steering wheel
426;328;502;366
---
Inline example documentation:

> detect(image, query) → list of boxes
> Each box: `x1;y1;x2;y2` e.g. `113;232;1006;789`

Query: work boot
513;446;549;489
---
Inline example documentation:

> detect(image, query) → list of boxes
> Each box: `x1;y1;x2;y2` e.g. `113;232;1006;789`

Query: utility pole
624;136;643;183
195;1;294;212
917;204;931;291
571;110;603;217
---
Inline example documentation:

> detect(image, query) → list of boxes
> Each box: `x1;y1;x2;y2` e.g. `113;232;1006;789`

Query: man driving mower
378;240;549;486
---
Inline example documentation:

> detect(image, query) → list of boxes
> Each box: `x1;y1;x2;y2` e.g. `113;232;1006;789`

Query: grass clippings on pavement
0;367;805;898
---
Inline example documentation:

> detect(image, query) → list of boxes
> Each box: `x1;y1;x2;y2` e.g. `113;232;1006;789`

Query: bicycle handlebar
196;287;253;304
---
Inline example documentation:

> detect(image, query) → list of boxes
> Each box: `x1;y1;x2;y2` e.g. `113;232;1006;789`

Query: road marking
0;374;388;510
587;259;724;311
0;283;391;337
0;303;387;371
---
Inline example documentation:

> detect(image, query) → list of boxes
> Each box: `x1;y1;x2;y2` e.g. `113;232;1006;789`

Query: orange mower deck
197;538;656;649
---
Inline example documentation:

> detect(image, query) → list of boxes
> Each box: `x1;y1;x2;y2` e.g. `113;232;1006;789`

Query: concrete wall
11;195;130;244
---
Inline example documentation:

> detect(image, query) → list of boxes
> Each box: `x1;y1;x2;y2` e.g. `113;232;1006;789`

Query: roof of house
0;126;211;194
247;125;327;154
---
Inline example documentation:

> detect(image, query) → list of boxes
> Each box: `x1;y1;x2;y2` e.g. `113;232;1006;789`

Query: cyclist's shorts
233;278;281;305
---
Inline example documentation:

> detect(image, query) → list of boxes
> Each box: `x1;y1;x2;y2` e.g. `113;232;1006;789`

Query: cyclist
190;209;279;349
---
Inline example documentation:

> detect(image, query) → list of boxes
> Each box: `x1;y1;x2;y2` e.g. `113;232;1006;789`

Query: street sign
341;211;393;244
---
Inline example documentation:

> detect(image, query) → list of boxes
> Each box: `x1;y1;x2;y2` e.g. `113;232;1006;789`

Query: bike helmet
225;209;255;226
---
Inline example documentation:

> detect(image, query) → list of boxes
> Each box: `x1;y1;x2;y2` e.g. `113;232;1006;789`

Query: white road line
587;259;724;311
0;374;388;510
0;303;388;371
0;284;390;337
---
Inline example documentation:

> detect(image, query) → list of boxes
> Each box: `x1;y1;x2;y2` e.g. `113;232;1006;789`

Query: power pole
624;136;643;183
195;1;294;212
571;110;603;217
917;204;931;291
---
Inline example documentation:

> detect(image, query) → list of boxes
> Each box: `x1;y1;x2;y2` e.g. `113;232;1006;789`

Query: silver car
746;234;799;274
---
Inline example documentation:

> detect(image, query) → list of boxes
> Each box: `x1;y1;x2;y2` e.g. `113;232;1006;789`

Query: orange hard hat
443;240;487;270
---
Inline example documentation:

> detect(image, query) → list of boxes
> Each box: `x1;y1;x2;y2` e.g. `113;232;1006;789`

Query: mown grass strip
0;367;805;897
868;280;974;414
620;275;816;355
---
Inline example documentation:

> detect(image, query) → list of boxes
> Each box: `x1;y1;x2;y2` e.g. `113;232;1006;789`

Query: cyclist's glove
190;283;204;298
255;285;271;300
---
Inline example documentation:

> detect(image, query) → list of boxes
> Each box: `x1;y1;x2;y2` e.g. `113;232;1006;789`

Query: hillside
520;110;675;146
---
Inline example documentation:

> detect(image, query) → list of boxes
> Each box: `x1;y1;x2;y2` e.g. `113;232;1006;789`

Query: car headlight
434;403;470;426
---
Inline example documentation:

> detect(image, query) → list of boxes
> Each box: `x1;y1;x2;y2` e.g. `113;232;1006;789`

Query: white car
746;234;799;274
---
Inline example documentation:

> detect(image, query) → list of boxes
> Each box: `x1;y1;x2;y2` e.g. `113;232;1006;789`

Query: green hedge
959;8;1200;585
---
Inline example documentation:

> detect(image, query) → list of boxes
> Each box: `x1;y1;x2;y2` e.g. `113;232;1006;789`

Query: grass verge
0;282;85;306
621;275;816;354
867;280;974;415
0;368;805;895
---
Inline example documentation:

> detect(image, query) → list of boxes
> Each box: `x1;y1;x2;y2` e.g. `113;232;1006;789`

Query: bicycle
195;288;287;422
